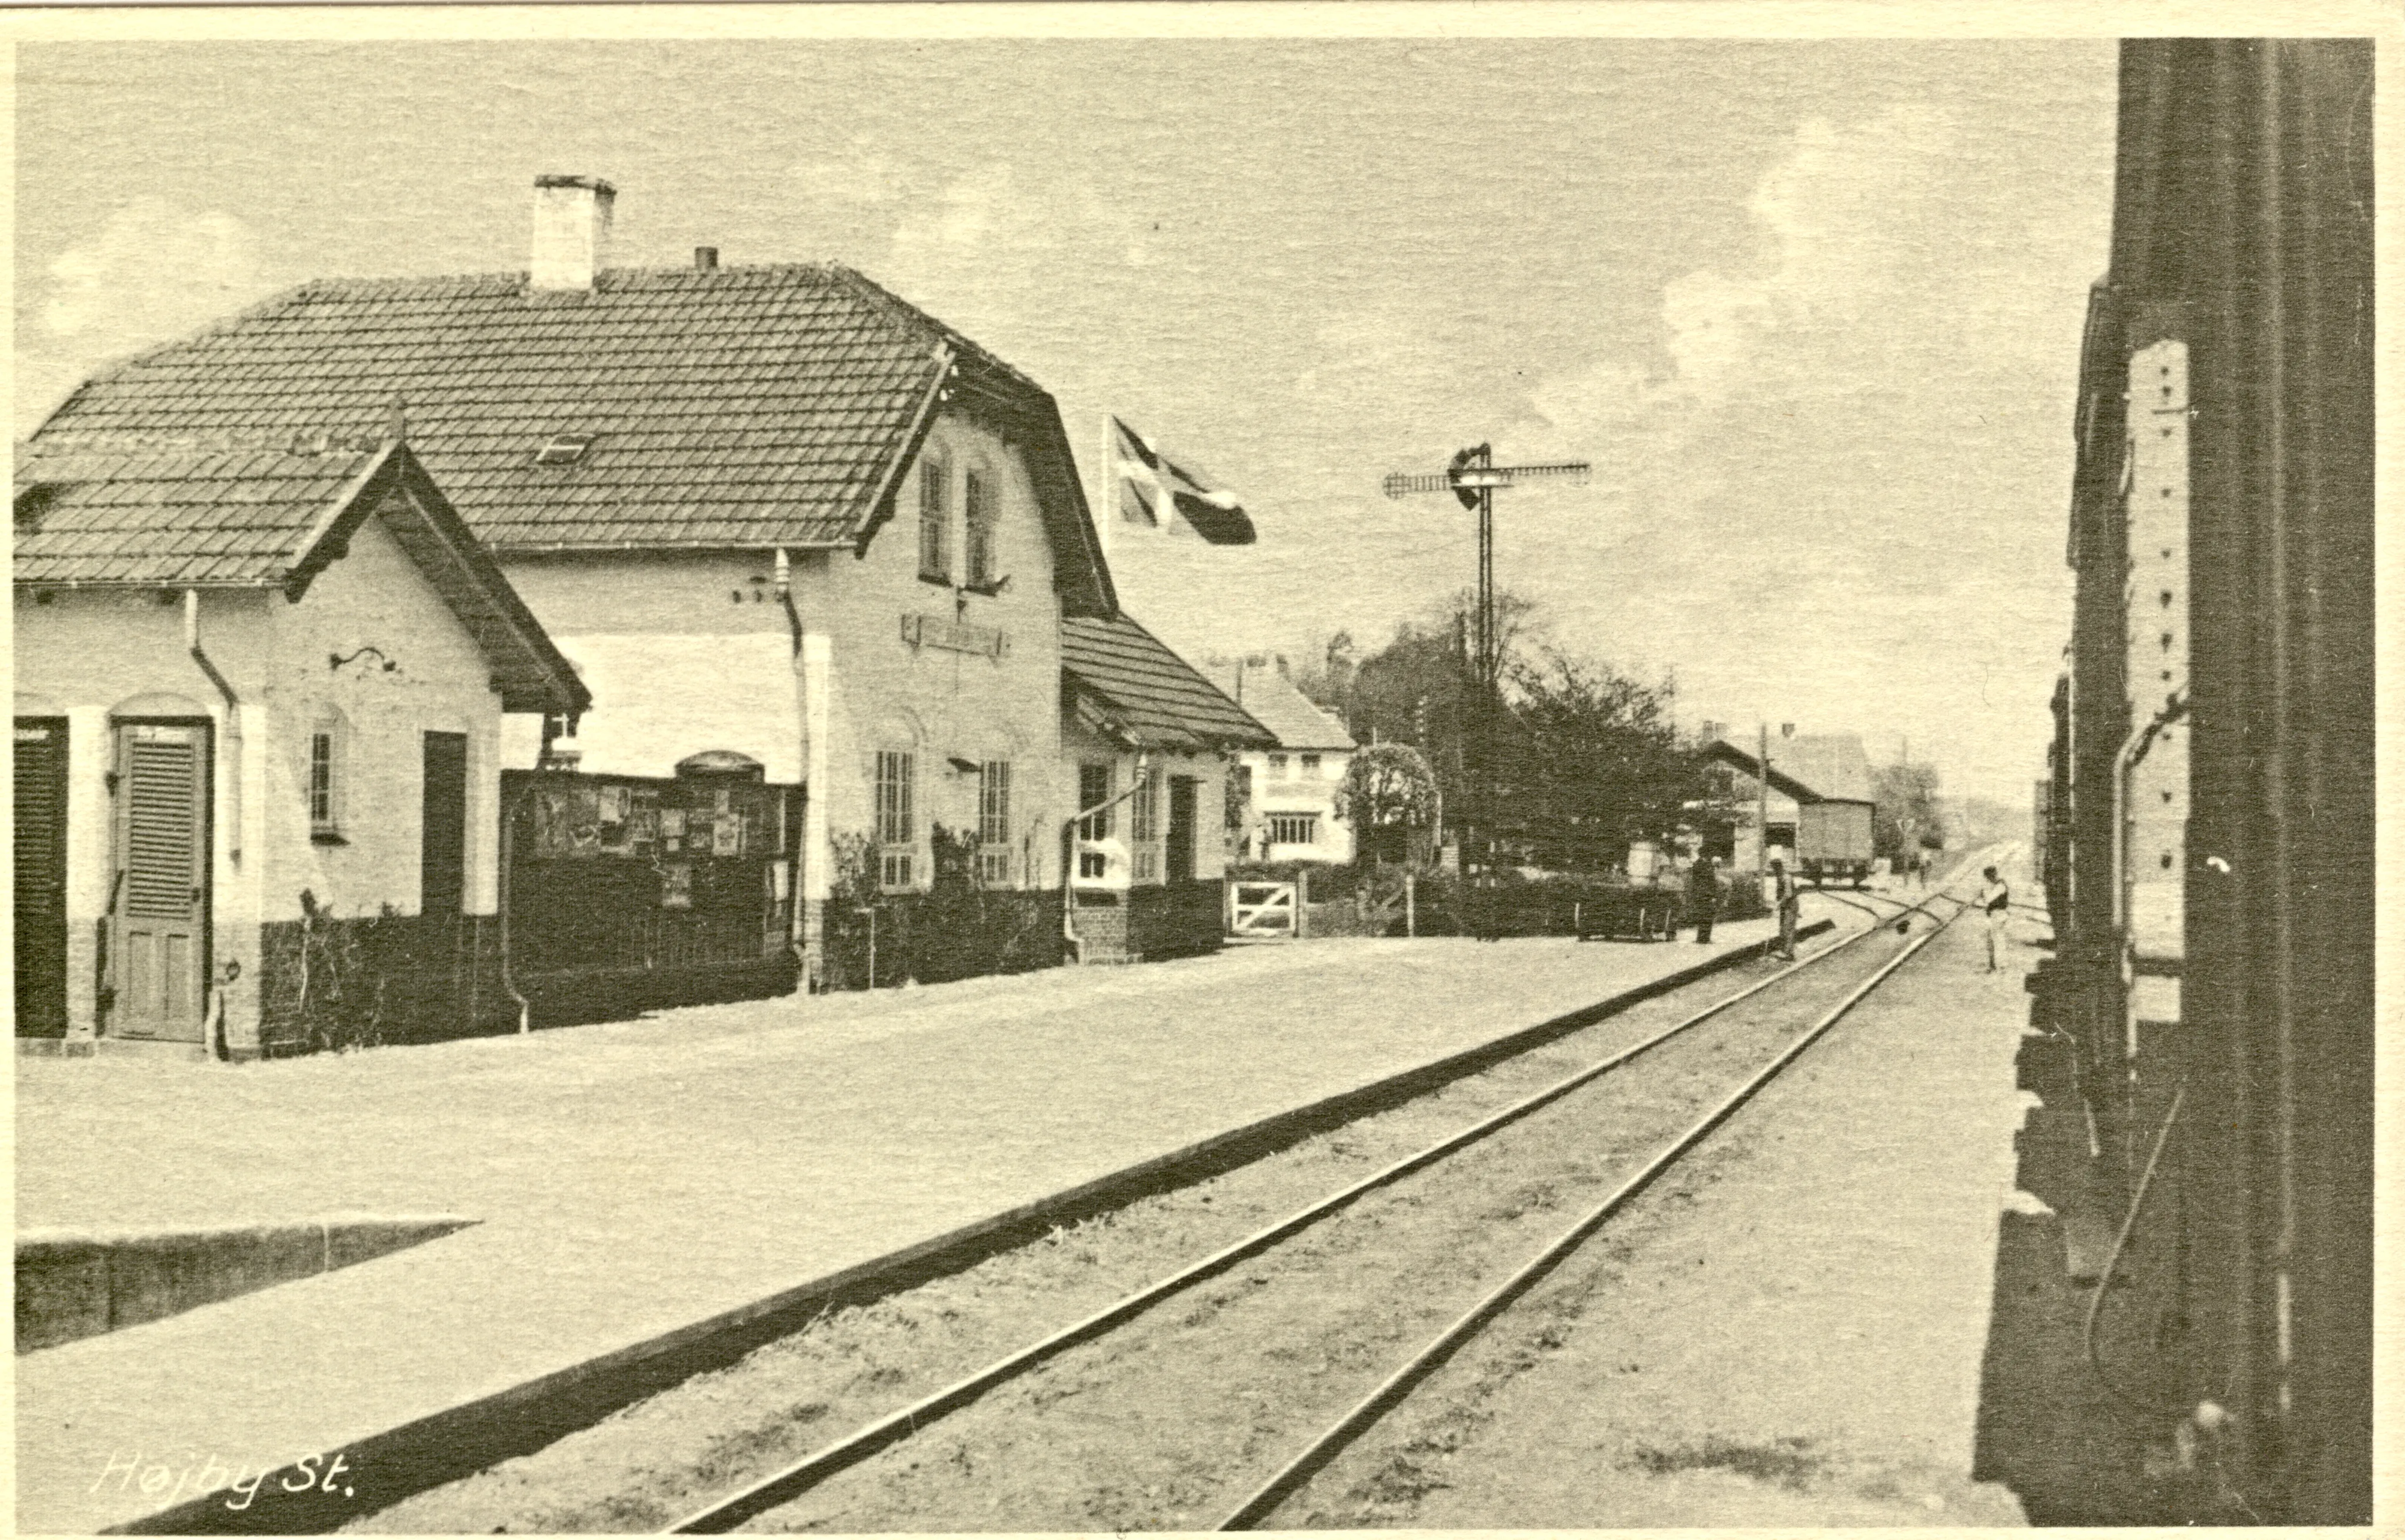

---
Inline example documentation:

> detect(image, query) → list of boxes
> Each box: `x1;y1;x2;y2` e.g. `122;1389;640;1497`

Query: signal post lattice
1381;447;1591;919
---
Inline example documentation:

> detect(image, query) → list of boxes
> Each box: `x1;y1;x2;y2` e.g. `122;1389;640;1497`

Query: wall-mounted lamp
329;645;398;674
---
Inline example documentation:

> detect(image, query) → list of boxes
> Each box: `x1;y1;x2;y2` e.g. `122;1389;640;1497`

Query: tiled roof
14;439;588;716
14;444;379;587
1062;613;1276;751
1707;733;1875;804
32;265;1113;611
1233;666;1357;751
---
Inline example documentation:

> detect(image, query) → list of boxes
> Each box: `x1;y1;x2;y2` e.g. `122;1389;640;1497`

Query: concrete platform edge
108;924;1829;1536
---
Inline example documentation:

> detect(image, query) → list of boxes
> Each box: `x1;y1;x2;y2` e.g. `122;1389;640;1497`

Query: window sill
916;571;954;589
310;829;349;846
959;577;1009;598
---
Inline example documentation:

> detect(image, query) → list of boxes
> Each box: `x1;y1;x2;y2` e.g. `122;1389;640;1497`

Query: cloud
42;198;269;341
792;146;912;208
1533;104;1964;442
23;198;279;435
887;161;1152;280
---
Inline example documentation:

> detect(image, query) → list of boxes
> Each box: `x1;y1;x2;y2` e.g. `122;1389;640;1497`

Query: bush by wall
257;894;514;1054
820;826;1065;990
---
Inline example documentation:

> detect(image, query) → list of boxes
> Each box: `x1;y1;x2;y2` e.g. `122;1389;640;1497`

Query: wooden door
14;718;71;1036
111;722;209;1041
1167;775;1198;884
421;732;468;915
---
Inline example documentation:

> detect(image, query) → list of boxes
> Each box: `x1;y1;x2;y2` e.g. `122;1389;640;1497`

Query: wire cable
2081;1079;2190;1416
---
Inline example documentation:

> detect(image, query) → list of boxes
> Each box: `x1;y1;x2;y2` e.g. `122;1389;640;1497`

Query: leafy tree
1871;760;1946;861
1333;742;1440;866
1345;588;1541;828
1500;646;1701;868
1290;630;1358;717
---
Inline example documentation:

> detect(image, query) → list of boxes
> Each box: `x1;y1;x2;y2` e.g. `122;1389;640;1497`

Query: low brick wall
1128;880;1225;961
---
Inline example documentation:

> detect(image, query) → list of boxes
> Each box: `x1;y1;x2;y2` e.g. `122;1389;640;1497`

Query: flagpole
1097;407;1115;585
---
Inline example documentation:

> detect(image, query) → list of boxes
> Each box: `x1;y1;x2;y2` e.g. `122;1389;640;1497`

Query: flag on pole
1108;416;1257;545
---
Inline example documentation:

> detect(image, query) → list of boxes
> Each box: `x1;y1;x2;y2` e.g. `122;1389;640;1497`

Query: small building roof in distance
1062;612;1277;752
1233;666;1357;752
14;436;589;716
1705;732;1875;805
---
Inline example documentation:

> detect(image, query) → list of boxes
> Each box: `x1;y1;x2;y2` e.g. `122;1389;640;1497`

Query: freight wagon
2023;38;2370;1526
1796;799;1873;888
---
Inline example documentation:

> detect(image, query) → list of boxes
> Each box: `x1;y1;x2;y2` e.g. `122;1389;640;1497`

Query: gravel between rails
1262;886;2027;1529
351;930;1898;1535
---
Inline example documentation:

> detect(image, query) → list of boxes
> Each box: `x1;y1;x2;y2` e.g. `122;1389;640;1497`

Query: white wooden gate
1230;881;1297;938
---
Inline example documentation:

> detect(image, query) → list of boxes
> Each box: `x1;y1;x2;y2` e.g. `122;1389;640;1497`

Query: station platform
16;905;1843;1534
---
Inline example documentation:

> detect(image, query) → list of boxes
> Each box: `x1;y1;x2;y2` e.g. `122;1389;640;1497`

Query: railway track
655;874;1982;1534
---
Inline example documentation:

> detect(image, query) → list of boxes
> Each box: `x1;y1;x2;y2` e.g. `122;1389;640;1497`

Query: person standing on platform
1978;865;2011;972
1770;858;1799;961
1687;853;1720;944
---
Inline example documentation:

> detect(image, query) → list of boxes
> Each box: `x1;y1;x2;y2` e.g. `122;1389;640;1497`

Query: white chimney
530;175;615;291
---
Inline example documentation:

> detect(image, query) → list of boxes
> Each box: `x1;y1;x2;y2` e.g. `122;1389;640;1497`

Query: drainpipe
184;589;242;863
1061;749;1151;962
498;778;537;1034
774;549;812;977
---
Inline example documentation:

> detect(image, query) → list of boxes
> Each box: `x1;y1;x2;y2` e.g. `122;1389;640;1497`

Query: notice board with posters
503;767;798;981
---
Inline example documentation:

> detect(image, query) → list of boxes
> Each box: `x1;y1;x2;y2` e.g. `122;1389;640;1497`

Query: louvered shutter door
123;739;199;918
14;721;70;1035
112;726;208;1039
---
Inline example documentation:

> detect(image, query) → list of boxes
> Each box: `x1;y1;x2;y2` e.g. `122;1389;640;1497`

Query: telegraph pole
1758;722;1771;878
1382;446;1591;915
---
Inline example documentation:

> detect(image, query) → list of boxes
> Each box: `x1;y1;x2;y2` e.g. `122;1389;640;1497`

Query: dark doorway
14;718;70;1036
1166;775;1198;883
421;731;468;916
110;721;210;1041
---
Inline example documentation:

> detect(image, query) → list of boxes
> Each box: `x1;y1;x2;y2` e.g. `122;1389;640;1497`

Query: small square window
1300;753;1321;778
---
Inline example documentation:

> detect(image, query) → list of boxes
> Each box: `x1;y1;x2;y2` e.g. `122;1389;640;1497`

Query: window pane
1078;762;1112;841
876;750;916;845
918;455;949;580
309;732;333;825
980;761;1011;846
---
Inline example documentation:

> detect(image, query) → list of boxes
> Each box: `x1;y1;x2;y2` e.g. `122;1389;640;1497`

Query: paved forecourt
17;904;1855;1534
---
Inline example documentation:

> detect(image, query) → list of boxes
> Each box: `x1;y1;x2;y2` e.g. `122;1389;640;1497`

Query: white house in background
1230;664;1357;865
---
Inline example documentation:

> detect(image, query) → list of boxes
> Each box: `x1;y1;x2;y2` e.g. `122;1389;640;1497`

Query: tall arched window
307;706;349;841
875;746;917;890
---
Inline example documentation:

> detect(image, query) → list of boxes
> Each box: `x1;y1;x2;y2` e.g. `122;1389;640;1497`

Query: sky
14;36;2119;806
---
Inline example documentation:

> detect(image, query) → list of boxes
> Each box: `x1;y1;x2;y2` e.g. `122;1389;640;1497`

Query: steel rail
661;901;1951;1534
1216;879;1977;1530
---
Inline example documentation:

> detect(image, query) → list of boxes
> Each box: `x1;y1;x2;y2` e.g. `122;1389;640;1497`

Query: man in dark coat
1687;853;1720;943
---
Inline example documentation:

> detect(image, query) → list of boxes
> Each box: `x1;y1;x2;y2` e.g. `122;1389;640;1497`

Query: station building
18;175;1267;1043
